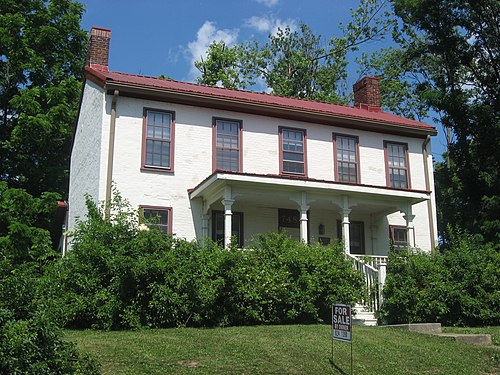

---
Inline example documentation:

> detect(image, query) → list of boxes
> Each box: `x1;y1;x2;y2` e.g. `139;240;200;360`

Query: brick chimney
86;26;111;71
353;76;381;111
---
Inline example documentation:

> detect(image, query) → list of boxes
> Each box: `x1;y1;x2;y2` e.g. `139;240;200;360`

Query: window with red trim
212;210;243;247
334;134;359;183
389;225;408;249
143;109;174;170
281;128;306;175
214;119;241;172
385;142;409;188
140;206;172;234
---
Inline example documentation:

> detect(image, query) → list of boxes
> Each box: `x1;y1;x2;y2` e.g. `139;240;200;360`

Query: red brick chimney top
86;26;111;72
353;76;381;112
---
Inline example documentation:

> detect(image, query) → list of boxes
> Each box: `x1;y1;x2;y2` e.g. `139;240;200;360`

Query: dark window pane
212;211;243;247
144;209;169;233
145;111;172;168
216;120;240;172
337;136;358;183
387;143;408;188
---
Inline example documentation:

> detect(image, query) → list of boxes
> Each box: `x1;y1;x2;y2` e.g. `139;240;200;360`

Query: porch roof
189;171;430;213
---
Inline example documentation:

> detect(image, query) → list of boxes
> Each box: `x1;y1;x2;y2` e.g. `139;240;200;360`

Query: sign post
331;303;353;374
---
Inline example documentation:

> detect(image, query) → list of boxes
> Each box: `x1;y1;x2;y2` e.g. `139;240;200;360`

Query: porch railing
347;254;388;313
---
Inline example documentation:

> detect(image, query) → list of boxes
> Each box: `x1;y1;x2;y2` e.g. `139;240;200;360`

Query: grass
443;326;500;346
65;325;499;375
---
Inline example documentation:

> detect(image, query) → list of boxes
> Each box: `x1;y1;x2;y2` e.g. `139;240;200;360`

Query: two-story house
68;27;438;259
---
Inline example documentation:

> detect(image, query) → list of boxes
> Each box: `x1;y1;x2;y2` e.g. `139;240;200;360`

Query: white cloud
255;0;279;7
186;21;239;81
245;15;297;36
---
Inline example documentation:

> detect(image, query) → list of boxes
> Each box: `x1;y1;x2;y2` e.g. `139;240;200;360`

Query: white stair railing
347;254;388;313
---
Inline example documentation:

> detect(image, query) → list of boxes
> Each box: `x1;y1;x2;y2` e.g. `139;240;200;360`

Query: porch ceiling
189;171;430;215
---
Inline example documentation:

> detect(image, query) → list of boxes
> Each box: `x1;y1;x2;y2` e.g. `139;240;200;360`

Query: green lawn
65;325;499;375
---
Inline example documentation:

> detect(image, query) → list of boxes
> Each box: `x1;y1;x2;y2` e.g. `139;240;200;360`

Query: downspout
422;135;436;249
62;201;68;257
105;90;119;219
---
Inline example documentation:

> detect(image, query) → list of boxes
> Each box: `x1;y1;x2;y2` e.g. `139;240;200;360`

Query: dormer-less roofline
84;66;437;138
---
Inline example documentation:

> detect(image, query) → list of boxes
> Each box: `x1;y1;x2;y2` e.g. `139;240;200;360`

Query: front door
337;220;365;254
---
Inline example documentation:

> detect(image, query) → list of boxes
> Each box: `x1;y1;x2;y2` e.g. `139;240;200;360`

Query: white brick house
68;27;438;258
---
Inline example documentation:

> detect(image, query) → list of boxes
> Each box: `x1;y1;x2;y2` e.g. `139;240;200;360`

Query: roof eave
88;70;437;137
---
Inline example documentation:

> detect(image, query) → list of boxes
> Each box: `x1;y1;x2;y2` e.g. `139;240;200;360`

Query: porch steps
384;323;493;346
353;304;377;326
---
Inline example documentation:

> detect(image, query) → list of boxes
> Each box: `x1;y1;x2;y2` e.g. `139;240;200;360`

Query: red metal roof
86;66;436;132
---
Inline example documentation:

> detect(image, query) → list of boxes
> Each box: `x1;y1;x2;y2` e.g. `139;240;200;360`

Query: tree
388;0;500;243
196;0;394;105
0;0;87;197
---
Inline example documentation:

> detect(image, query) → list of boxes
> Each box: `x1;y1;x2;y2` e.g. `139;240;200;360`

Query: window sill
141;166;174;174
280;172;308;179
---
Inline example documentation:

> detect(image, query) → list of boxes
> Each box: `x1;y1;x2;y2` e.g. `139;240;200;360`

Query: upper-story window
214;118;242;172
140;206;172;234
280;127;307;176
385;141;410;188
142;109;175;171
334;134;359;183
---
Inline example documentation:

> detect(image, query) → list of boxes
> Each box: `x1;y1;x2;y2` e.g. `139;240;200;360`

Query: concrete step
383;323;493;346
435;333;493;346
353;316;378;326
385;323;443;334
353;305;377;326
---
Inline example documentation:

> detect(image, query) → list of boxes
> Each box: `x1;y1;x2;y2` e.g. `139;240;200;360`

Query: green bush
0;184;101;373
381;229;500;326
61;195;363;329
221;233;363;325
0;308;99;375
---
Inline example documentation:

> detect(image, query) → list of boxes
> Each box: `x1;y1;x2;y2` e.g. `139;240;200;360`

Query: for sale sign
332;304;352;343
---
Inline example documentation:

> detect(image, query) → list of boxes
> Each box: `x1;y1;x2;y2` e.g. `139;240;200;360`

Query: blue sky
80;0;447;159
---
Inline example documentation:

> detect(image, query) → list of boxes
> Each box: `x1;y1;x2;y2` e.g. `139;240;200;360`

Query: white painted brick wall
68;80;106;230
69;82;438;252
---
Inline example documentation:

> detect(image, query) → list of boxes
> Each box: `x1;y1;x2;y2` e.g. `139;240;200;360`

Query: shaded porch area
189;172;431;256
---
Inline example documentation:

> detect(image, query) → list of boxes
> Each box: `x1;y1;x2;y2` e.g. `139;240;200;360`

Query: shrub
61;195;364;329
221;233;363;325
0;184;100;373
381;228;500;326
0;308;99;375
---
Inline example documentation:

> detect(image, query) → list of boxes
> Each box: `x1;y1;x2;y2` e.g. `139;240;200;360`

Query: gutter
105;90;119;219
101;81;438;138
422;135;436;249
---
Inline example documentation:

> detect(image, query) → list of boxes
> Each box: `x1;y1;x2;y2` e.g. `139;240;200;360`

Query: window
334;134;359;183
212;211;244;247
213;118;242;172
278;208;300;229
280;127;306;175
337;220;365;254
140;206;172;234
278;208;305;242
385;142;410;188
389;225;408;249
142;109;174;171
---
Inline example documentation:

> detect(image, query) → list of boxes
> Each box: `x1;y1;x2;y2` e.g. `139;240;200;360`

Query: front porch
189;171;430;255
189;171;430;325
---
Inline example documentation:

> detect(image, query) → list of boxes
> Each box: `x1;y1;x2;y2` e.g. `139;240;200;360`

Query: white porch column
300;209;308;243
403;213;416;247
299;192;309;243
378;263;387;305
342;208;352;254
200;199;210;245
201;214;209;243
369;222;378;255
221;186;234;249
